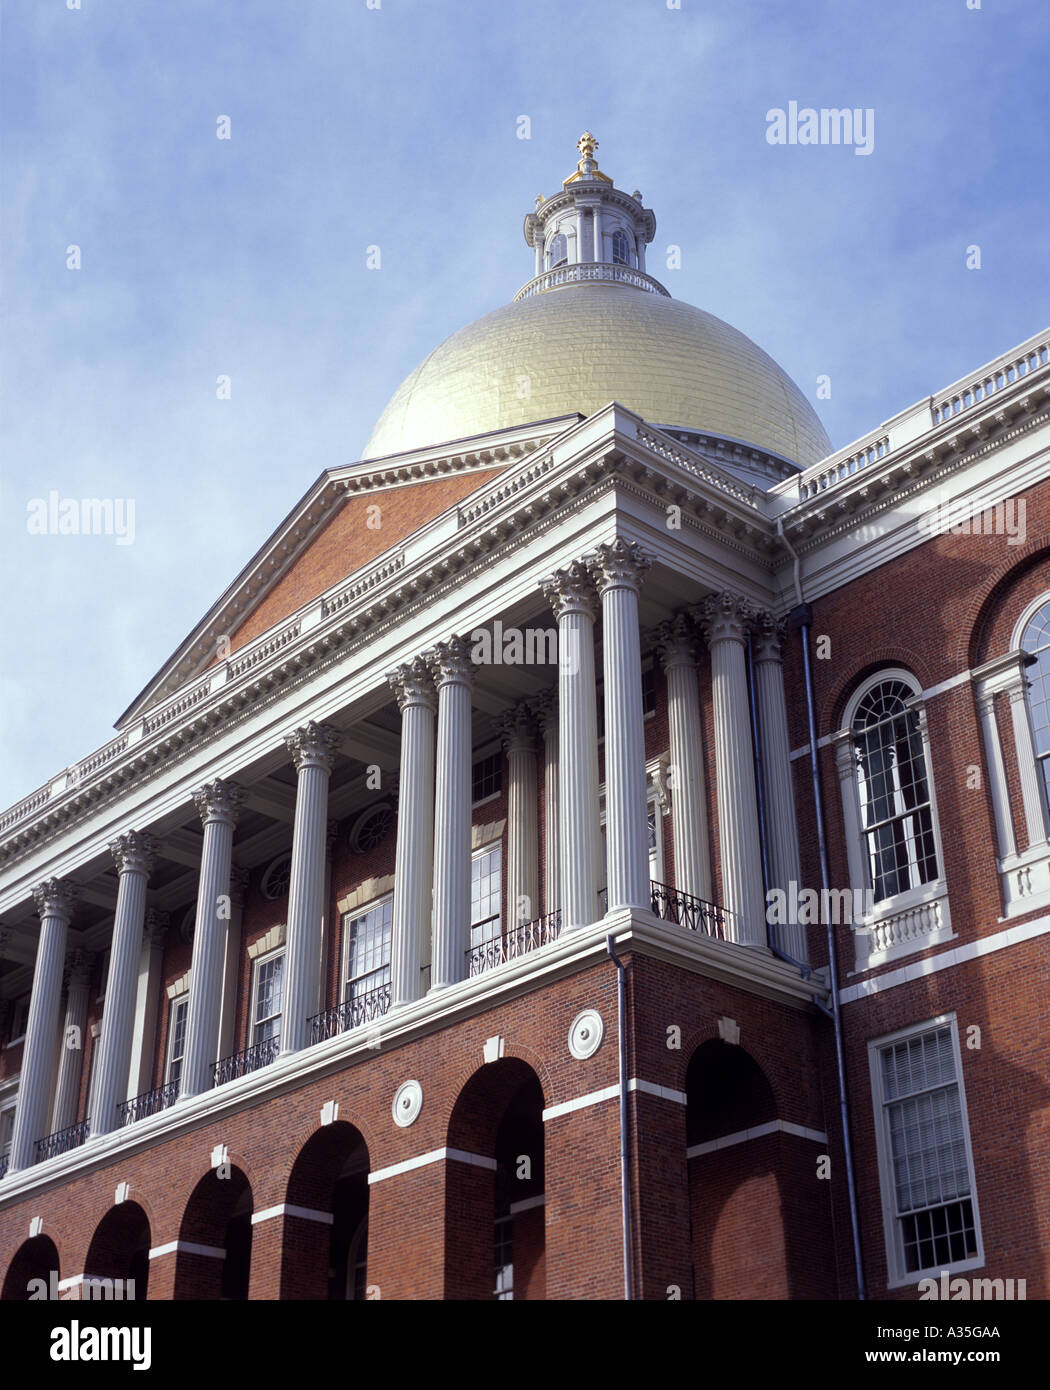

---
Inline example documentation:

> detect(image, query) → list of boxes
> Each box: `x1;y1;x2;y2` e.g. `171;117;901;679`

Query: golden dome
364;281;831;467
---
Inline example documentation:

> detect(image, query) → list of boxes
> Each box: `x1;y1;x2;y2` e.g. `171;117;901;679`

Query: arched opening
174;1165;253;1300
281;1121;370;1300
84;1201;150;1301
2;1234;60;1301
446;1058;545;1300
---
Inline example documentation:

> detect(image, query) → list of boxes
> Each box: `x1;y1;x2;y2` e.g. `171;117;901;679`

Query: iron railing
212;1035;280;1086
310;981;392;1043
35;1119;90;1163
118;1080;179;1126
649;879;732;941
468;909;563;976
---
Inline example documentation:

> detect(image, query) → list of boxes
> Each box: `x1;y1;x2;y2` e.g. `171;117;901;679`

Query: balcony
35;1119;90;1163
469;909;563;976
118;1080;179;1127
213;1035;280;1086
649;880;732;940
310;981;392;1043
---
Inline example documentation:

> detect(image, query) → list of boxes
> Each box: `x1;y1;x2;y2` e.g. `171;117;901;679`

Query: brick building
1;133;1048;1302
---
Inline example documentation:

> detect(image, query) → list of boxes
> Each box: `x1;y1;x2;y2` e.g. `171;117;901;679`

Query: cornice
0;911;824;1210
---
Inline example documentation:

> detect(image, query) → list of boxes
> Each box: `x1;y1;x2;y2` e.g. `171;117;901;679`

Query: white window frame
867;1014;984;1289
249;946;285;1047
471;842;503;946
836;669;953;973
0;1075;19;1162
1012;592;1050;835
164;994;189;1088
340;894;393;1004
471;741;503;809
5;993;30;1048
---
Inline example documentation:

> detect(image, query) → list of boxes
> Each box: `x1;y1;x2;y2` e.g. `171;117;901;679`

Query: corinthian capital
751;610;787;663
540;561;599;621
529;688;558;736
586;539;652;595
285;720;342;774
65;948;95;991
387;657;437;713
109;830;160;877
144;909;170;950
652;613;698;669
426;636;475;688
695;590;757;647
31;877;79;924
193;778;246;828
499;702;538;755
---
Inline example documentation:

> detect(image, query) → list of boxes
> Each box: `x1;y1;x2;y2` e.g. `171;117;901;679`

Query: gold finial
577;131;598;161
564;129;612;185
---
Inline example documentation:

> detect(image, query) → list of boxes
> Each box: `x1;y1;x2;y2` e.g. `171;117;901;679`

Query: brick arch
442;1041;555;1130
277;1103;379;1190
821;648;934;734
1;1233;60;1301
174;1163;253;1300
963;540;1050;668
280;1120;370;1300
676;1026;793;1122
83;1200;151;1300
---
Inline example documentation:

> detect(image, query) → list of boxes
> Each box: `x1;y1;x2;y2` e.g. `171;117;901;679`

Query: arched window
1020;596;1050;814
548;233;567;268
611;228;631;265
850;677;939;901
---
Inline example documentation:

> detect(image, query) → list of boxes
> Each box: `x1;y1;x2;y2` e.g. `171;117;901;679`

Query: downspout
606;933;633;1301
777;516;867;1302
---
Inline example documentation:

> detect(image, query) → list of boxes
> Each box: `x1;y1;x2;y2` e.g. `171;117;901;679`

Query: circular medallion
392;1079;423;1128
568;1009;604;1060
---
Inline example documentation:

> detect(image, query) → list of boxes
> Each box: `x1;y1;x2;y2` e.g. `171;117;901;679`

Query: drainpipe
606;933;633;1301
777;517;867;1302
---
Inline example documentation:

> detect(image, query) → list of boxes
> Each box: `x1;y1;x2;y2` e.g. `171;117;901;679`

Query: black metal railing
310;981;392;1043
118;1079;179;1127
34;1119;90;1163
212;1035;280;1086
649;879;732;941
468;908;563;976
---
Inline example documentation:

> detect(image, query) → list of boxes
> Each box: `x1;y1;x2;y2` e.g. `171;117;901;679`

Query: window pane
345;898;393;998
471;846;502;945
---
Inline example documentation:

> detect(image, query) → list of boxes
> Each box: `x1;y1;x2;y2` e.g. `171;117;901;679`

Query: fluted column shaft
282;723;341;1054
51;951;93;1134
181;781;244;1097
92;833;158;1136
502;705;539;927
536;694;560;915
542;562;601;931
9;880;78;1172
127;910;169;1100
590;541;652;912
753;615;806;960
430;640;474;988
388;660;437;1005
699;593;766;946
656;617;712;903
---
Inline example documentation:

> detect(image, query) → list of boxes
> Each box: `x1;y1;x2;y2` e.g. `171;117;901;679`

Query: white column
216;868;248;1063
534;691;560;915
8;879;79;1170
181;780;245;1098
834;731;870;969
698;592;766;946
753;613;806;961
576;205;586;261
636;232;646;272
388;659;437;1005
541;561;601;930
975;688;1017;859
1006;677;1049;849
534;238;542;277
50;950;93;1134
91;832;159;1136
593;205;603;261
501;703;539;928
126;910;169;1101
429;639;474;989
590;541;652;913
654;615;712;902
282;721;341;1055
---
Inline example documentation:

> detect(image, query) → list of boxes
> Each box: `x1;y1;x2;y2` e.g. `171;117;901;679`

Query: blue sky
1;0;1048;810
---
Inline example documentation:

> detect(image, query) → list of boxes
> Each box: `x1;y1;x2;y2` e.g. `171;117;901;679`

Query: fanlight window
852;679;939;902
611;228;631;265
1021;598;1050;814
548;233;567;268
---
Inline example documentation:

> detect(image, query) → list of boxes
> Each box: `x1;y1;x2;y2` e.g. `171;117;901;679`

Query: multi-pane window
852;679;939;902
472;751;502;804
165;997;189;1089
548;232;567;268
251;952;284;1045
611;228;631;265
7;994;29;1044
493;1216;514;1300
471;845;502;947
873;1022;980;1279
0;1104;15;1162
343;897;393;1003
1022;599;1050;815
